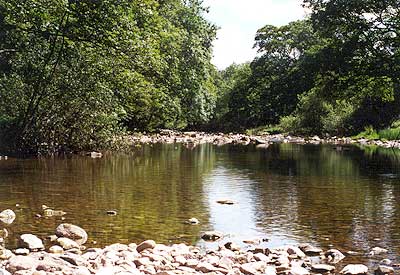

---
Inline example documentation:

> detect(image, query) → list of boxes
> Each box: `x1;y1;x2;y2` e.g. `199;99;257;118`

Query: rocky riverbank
0;209;397;275
126;130;400;150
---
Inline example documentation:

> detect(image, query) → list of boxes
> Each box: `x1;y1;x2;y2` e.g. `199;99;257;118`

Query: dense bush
0;0;217;154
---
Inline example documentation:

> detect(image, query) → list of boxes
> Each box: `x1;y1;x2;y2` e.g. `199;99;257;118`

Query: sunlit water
1;143;400;267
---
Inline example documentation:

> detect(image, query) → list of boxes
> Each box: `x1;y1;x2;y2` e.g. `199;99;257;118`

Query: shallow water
0;143;400;266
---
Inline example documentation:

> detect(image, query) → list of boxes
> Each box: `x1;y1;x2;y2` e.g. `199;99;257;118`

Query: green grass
353;124;400;141
352;126;380;140
378;127;400;140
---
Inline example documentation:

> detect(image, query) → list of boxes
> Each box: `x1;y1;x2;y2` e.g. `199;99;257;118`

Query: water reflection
0;143;400;266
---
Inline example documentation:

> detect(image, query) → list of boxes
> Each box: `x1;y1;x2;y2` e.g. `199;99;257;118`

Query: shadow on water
0;143;400;267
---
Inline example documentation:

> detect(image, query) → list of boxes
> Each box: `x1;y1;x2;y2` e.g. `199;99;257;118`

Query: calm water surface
1;143;400;266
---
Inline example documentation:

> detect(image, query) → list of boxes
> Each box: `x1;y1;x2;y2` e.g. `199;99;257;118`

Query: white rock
19;234;44;251
0;209;16;224
340;264;368;275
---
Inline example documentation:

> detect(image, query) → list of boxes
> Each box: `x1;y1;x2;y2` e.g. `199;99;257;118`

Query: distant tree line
0;0;399;154
214;0;400;136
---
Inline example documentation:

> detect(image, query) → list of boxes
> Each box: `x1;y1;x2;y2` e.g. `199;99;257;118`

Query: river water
0;143;400;266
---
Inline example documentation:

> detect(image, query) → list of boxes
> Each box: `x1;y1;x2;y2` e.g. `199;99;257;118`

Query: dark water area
1;143;400;267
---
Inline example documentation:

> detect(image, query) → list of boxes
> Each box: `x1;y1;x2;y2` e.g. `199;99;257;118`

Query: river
0;143;399;266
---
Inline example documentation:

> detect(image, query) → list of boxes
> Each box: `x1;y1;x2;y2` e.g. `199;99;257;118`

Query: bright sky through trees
203;0;308;69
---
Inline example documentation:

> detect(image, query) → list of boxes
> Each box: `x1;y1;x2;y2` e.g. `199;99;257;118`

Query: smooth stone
224;242;240;252
58;237;80;250
89;151;102;158
19;234;44;251
243;239;261;245
106;210;117;216
195;262;217;273
201;231;223;241
186;259;199;268
380;259;392;265
370;247;388;255
254;253;269;262
287;246;306;259
136;240;156;253
188;218;199;224
312;264;336;273
265;266;277;275
6;255;39;273
0;209;16;225
289;266;311;275
216;199;235;205
299;243;323;255
43;209;66;217
340;264;368;275
55;223;88;245
0;268;11;275
0;249;13;260
14;248;29;255
375;265;395;275
49;245;64;254
60;253;88;266
325;249;345;263
46;235;58;242
0;229;6;239
73;267;91;275
240;262;266;275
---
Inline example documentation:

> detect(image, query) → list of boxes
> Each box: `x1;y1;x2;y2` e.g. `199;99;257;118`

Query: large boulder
55;224;88;245
19;234;44;251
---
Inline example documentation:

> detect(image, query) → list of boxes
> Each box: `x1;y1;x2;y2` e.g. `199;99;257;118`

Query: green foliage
0;0;217;154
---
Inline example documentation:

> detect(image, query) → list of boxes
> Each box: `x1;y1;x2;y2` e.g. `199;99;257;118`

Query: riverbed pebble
0;223;390;275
